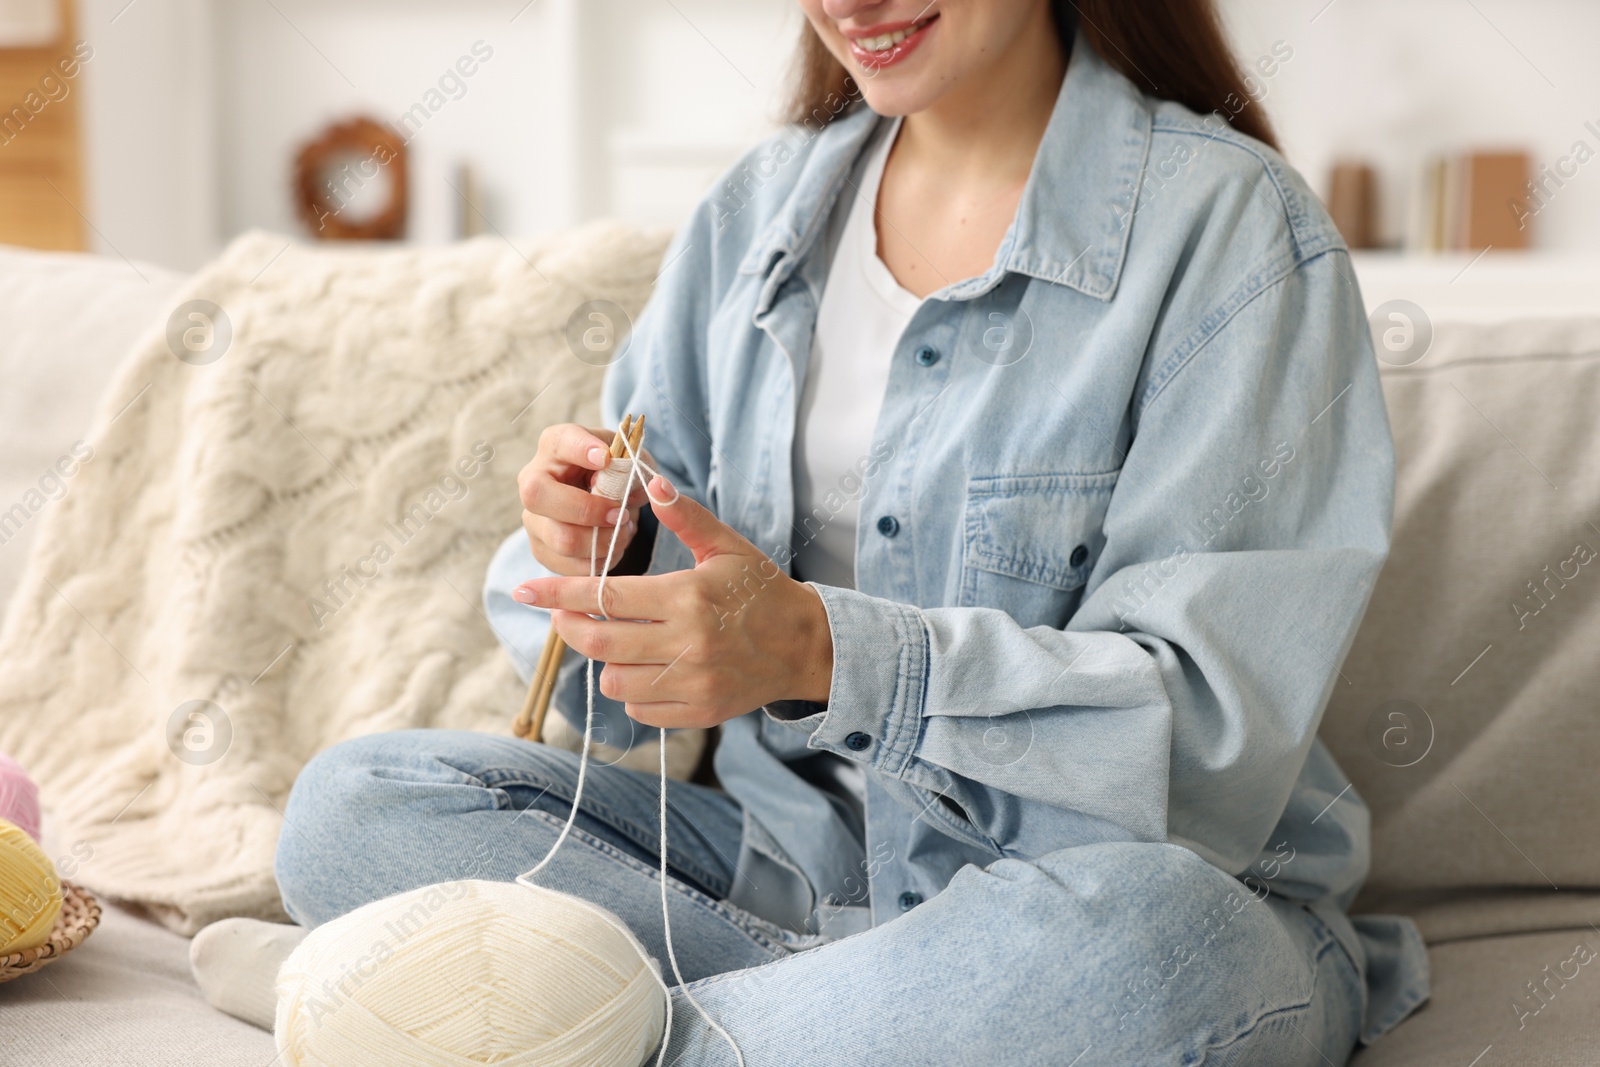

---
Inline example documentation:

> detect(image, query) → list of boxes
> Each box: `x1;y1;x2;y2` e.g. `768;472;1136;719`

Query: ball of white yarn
275;880;666;1067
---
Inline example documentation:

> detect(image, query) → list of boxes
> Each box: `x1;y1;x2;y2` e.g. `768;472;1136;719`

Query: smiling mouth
855;16;934;53
846;13;938;70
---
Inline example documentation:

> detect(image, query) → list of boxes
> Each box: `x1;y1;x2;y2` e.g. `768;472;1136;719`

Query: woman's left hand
512;476;835;728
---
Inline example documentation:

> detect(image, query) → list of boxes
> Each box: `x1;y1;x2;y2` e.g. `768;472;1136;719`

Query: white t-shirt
791;119;921;591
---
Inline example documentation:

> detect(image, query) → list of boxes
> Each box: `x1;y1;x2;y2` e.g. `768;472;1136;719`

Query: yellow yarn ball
0;817;63;955
275;879;666;1067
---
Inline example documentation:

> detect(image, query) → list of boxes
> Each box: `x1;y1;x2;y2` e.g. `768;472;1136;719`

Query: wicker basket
0;883;101;984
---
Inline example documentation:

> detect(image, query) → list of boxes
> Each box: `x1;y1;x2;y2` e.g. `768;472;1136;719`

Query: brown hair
784;0;1278;150
786;27;865;134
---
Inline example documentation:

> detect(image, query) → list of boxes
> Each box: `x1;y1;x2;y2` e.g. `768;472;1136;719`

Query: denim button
845;731;872;751
898;891;922;911
876;515;899;537
1070;543;1088;567
914;344;940;367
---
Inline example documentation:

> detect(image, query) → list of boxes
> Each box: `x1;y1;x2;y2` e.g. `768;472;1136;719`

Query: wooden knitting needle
513;617;560;739
514;416;636;740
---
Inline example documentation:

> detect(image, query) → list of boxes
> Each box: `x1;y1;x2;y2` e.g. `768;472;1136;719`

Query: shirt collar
741;31;1153;307
737;104;880;293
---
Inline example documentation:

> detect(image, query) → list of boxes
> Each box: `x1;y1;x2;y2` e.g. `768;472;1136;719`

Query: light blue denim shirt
485;33;1428;1043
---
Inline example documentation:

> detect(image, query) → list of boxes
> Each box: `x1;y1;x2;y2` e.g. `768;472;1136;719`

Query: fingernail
605;507;624;525
513;584;539;605
587;446;607;467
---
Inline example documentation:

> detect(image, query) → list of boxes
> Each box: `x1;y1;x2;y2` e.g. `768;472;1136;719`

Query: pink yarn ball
0;751;42;843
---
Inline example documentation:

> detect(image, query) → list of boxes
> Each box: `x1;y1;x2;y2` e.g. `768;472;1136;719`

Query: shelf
1350;252;1600;321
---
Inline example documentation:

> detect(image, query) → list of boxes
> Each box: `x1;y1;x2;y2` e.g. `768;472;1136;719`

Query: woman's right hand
518;423;649;577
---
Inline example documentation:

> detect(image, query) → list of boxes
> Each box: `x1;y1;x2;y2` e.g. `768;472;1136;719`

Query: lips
845;13;939;72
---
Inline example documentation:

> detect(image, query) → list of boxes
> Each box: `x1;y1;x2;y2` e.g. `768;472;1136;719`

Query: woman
277;1;1429;1062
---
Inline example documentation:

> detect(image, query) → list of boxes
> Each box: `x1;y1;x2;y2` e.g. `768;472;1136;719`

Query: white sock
190;916;308;1030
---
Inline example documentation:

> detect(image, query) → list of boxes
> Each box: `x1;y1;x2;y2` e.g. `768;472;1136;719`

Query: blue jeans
276;730;1366;1066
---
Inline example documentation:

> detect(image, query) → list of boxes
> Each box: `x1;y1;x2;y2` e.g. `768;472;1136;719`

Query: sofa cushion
0;246;186;612
1320;317;1600;941
1351;927;1600;1067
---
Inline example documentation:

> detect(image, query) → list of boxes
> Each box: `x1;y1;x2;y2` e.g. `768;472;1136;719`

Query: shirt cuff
762;584;928;777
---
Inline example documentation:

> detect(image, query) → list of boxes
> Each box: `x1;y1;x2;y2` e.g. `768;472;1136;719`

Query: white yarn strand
517;428;742;1067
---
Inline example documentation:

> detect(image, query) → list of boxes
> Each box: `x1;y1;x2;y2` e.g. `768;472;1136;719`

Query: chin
848;48;951;117
854;79;939;117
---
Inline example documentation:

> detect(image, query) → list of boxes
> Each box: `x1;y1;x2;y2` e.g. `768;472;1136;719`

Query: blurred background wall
1;0;1596;270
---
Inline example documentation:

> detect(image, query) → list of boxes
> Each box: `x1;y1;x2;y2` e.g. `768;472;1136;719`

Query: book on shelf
1405;151;1531;252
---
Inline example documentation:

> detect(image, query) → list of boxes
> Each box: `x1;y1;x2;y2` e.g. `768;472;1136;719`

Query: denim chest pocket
960;471;1119;628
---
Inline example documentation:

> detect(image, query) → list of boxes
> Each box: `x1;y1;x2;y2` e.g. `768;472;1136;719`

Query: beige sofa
0;240;1597;1065
1330;310;1600;1066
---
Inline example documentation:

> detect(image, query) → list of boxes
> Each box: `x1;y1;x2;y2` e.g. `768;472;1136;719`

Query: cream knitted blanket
0;225;669;933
